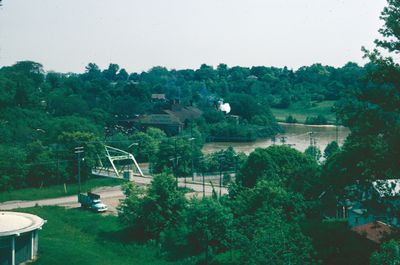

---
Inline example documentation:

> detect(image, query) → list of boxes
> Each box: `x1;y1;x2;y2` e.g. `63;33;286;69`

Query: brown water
202;122;350;155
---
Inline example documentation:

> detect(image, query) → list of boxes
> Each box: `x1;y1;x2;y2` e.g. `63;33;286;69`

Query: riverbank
202;123;350;155
278;122;345;128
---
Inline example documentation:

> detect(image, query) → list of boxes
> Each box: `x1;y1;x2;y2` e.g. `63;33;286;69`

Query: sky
0;0;388;73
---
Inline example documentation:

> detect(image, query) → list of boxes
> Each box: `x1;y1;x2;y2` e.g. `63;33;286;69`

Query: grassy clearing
271;100;337;124
0;178;125;203
21;206;179;265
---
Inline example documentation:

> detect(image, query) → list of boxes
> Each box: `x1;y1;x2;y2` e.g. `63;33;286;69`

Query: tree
243;208;315;265
117;68;129;81
334;0;400;183
324;141;339;159
57;131;101;182
161;197;233;261
118;173;186;240
227;181;314;264
238;146;321;198
0;145;27;190
103;63;120;81
84;63;101;80
153;137;201;177
370;240;400;265
304;146;322;162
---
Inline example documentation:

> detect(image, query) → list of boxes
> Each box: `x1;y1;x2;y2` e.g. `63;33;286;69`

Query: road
0;175;227;211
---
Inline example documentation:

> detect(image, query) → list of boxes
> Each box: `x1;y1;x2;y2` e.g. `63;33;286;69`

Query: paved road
0;175;227;211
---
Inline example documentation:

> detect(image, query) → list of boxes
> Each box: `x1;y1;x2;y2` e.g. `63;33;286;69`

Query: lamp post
128;142;138;173
74;146;84;194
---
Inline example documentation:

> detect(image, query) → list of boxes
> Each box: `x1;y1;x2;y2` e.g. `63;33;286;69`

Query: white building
0;212;46;265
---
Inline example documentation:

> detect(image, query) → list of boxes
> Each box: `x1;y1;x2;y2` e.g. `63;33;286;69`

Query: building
136;114;183;136
339;179;400;228
162;103;203;125
0;212;46;265
352;221;393;243
151;94;166;101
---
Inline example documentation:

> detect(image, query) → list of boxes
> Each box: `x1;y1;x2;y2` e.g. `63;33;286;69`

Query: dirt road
0;176;227;212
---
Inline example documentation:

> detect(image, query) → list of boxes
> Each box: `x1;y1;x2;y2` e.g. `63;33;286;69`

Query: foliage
227;181;314;264
242;208;315;265
305;115;328;125
152;137;201;177
129;128;167;162
333;0;400;183
324;141;340;159
0;58;366;191
304;146;322;162
118;173;186;240
238;146;321;198
370;240;400;265
285;115;298;123
302;219;377;265
161;198;233;261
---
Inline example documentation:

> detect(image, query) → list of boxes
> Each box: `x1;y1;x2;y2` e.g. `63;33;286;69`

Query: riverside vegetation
2;0;400;264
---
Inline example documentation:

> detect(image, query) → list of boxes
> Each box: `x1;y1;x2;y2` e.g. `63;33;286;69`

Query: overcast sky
0;0;387;73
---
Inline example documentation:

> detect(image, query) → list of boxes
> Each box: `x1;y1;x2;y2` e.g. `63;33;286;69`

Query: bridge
92;145;144;180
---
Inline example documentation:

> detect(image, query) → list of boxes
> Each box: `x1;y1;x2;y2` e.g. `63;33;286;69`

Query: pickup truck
78;192;108;212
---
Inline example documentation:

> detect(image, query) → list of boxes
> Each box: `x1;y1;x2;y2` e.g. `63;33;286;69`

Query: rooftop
0;211;46;237
138;114;182;125
352;221;393;243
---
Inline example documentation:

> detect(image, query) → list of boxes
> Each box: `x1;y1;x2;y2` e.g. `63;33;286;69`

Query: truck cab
91;199;108;212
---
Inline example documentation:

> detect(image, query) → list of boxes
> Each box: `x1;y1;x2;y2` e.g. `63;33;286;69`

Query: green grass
19;206;179;265
271;100;337;124
0;178;126;203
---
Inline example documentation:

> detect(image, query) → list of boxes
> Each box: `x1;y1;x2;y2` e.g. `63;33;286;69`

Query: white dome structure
0;211;46;265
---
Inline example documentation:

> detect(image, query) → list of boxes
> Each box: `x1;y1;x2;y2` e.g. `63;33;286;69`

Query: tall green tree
238;146;321;198
332;0;400;185
118;173;186;240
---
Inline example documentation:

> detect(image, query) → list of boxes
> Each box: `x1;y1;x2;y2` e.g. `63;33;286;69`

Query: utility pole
313;138;318;161
189;137;195;181
200;157;206;198
271;135;276;145
308;131;314;147
218;154;225;198
174;138;178;187
335;114;339;144
74;146;84;194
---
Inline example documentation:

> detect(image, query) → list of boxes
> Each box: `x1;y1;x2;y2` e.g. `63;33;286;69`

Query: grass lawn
21;206;180;265
0;177;126;203
271;100;337;124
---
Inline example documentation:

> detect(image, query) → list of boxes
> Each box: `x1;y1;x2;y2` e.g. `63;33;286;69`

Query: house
162;101;203;125
135;114;183;136
338;179;400;228
351;221;393;243
151;94;166;101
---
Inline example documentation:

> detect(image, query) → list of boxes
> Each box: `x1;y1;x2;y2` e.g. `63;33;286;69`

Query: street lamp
128;142;138;149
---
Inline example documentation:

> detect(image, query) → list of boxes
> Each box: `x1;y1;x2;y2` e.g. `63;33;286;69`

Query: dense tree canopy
328;0;400;187
238;146;321;198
